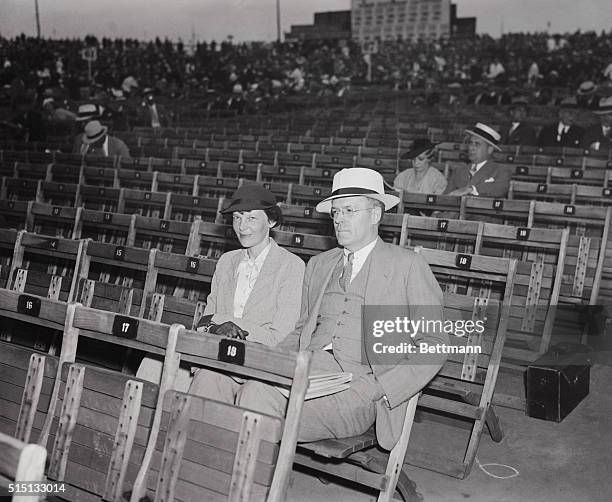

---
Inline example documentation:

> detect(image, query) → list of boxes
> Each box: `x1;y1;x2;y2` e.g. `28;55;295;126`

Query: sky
1;0;611;42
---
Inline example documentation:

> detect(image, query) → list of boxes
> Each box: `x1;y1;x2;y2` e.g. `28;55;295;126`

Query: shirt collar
344;237;378;262
241;238;272;267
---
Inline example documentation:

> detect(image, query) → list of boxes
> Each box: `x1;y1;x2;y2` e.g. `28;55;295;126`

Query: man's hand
210;321;249;340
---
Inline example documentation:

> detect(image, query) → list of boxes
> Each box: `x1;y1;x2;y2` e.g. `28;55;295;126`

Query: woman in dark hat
394;139;447;194
193;182;305;344
136;183;305;395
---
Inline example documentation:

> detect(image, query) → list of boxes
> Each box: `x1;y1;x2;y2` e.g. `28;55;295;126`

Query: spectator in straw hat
74;120;130;158
236;168;447;449
444;123;511;198
502;97;537;146
581;96;612;154
394;139;447;194
538;97;584;148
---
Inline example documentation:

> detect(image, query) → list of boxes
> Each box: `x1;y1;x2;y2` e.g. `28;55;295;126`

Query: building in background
450;3;476;39
351;0;451;42
287;1;474;43
286;10;351;41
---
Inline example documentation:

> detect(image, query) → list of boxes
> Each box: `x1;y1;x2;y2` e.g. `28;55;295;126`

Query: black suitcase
525;343;591;422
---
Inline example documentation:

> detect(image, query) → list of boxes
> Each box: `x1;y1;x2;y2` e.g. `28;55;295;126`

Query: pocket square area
484;177;495;183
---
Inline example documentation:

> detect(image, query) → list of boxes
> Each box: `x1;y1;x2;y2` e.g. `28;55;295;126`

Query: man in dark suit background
538;97;585;148
444;122;511;198
581;96;612;154
502;97;537;146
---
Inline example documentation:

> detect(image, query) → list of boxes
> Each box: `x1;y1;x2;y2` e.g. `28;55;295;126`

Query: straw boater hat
594;96;612;115
577;81;597;96
315;168;400;214
82;120;108;144
76;103;103;122
464;123;502;151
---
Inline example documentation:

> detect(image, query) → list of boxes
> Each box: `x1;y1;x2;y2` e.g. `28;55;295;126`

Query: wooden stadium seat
256;163;302;184
277;203;333;235
78;208;133;245
130;215;195;254
398;192;462;217
508;180;575;203
313;152;355;170
0;431;47;501
269;229;336;261
37;305;183;499
79;184;122;212
116;168;155;191
8;231;86;303
165;193;224;223
140;248;217;313
80;166;117;187
119;188;169;218
459;197;532;227
76;241;151;316
14;161;49;181
130;325;312;502
3;177;39;201
35;180;79;207
182;158;219;177
195;175;241;199
0;200;28;230
25;202;79;239
154;171;198;194
47;163;83;185
323;143;360;156
217;160;260;181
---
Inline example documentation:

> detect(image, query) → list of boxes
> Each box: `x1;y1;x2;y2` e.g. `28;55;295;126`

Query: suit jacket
136;103;170;128
72;133;131;158
278;239;447;449
205;239;305;346
538;123;584;148
444;160;511;198
581;124;612;153
502;122;537;146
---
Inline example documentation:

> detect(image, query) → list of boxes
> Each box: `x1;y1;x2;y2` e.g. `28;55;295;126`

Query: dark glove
209;321;249;340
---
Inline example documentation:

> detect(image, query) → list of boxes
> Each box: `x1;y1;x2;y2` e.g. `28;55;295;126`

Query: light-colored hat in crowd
82;120;108;144
464;122;502;151
594;96;612;115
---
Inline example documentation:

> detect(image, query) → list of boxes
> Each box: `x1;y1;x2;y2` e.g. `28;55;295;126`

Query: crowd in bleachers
1;27;611;502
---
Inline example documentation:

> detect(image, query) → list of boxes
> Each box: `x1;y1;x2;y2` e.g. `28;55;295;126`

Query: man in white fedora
581;96;612;154
444;122;511;198
537;97;584;148
237;167;447;450
74;119;130;158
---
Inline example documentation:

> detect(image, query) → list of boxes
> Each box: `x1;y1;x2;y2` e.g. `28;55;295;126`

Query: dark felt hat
220;183;278;214
401;138;438;160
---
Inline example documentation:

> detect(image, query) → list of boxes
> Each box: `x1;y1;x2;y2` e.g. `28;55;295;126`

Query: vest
307;253;373;377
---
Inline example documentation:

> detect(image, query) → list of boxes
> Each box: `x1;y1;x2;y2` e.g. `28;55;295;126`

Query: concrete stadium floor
287;364;612;502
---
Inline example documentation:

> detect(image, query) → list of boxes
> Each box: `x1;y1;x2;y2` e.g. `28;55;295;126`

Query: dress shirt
470;160;487;195
233;239;272;318
509;122;520;135
557;123;569;141
343;237;378;283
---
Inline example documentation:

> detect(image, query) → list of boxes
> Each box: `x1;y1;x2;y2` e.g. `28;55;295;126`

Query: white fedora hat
465;122;502;151
315;168;400;214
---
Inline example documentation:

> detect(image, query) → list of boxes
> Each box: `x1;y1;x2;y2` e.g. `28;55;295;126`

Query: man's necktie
469;164;478;177
340;253;354;291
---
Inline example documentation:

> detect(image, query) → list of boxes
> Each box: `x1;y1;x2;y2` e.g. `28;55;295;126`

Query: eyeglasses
329;207;373;220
